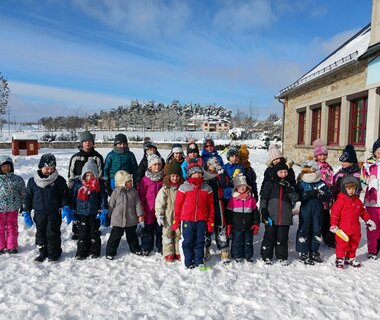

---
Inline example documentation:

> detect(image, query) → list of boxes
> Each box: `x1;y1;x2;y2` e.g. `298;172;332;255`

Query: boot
34;246;48;263
335;258;344;269
310;251;323;263
204;247;211;261
221;250;231;264
348;258;361;268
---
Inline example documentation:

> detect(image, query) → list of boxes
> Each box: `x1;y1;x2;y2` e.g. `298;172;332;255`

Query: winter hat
147;154;162;169
273;161;289;174
80;131;94;143
207;157;223;172
268;144;283;162
340;175;360;192
203;138;215;148
187;161;203;176
38;153;56;169
171;143;183;154
313;139;328;157
187;142;199;155
81;158;99;179
372;138;380;155
233;173;251;190
166;161;182;176
115;170;133;187
339;144;358;163
302;157;320;171
239;144;249;161
0;155;14;173
144;139;157;151
226;147;239;161
114;133;128;146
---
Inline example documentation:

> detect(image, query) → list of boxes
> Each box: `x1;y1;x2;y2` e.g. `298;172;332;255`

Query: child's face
82;140;94;152
116;142;127;149
147;147;156;156
0;163;11;174
188;152;198;159
229;154;239;164
150;163;162;173
170;174;180;184
124;180;133;189
173;152;182;161
84;172;95;181
237;185;248;193
207;165;217;173
41;166;55;176
345;186;356;196
277;169;288;179
272;158;281;165
316;154;327;163
374;149;380;160
341;161;353;168
204;144;214;152
190;172;202;179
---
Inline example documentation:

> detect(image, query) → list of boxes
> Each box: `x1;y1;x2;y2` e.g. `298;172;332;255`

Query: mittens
157;216;165;227
61;206;75;225
329;225;339;233
23;212;33;228
96;209;109;227
250;224;260;235
366;219;377;231
207;222;214;234
136;222;145;237
171;220;179;232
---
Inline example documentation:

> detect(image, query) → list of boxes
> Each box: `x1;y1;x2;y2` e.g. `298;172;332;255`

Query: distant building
202;118;230;132
276;0;380;165
184;115;205;131
12;133;39;156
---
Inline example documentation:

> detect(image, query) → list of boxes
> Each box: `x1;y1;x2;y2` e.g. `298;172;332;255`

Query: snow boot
310;251;323;263
0;249;6;255
298;253;308;263
263;258;273;265
278;259;289;266
164;255;175;263
34;246;48;263
221;250;231;264
8;248;18;254
335;258;344;269
348;258;361;268
367;253;378;260
106;255;114;260
175;254;181;261
204;247;211;261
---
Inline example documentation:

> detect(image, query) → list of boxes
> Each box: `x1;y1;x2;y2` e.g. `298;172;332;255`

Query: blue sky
0;0;373;121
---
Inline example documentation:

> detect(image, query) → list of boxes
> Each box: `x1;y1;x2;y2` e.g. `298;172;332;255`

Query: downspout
276;96;286;154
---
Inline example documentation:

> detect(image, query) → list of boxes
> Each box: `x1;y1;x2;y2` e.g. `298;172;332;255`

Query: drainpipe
276;96;286;154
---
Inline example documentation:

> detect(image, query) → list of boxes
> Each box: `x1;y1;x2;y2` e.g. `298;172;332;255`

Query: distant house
276;0;380;165
12;133;39;156
202;118;230;132
184;115;205;131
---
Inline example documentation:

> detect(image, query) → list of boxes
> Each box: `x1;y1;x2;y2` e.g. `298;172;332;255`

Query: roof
277;24;371;98
12;133;39;141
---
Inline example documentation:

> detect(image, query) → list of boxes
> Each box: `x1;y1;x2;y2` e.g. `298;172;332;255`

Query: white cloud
312;29;359;56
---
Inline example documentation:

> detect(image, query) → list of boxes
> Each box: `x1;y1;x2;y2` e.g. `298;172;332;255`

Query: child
330;176;376;268
332;144;361;200
360;138;380;259
173;162;215;269
239;144;258;201
181;139;204;179
155;161;184;262
138;154;164;255
203;157;230;263
164;143;185;175
71;158;108;260
260;162;298;265
201;138;223;167
296;159;332;265
106;170;144;260
104;133;138;192
227;174;259;263
23;153;69;262
313;139;335;248
0;156;25;254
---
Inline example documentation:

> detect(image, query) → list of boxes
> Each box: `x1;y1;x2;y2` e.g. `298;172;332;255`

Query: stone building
276;0;380;166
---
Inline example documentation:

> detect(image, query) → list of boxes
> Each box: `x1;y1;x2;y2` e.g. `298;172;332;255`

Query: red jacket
174;180;214;225
330;192;370;236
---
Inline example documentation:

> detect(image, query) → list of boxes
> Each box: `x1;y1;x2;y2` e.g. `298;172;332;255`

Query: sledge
336;229;349;242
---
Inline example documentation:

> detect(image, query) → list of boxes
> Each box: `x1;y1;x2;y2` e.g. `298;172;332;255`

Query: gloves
305;189;319;199
260;208;269;224
136;222;145;237
157;216;165;227
226;224;232;238
329;225;339;233
250;224;260;235
171;220;179;232
23;212;33;228
267;217;273;227
366;219;377;231
368;178;377;190
96;209;109;227
279;180;290;188
207;222;214;234
61;206;75;225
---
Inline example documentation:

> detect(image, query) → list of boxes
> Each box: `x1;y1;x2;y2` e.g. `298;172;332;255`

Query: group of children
0;131;379;270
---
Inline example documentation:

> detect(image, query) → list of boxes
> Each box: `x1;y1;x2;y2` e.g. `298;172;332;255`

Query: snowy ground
0;147;379;320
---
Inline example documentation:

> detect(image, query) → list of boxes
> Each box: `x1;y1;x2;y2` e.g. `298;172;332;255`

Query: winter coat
174;179;214;225
361;157;380;207
137;175;163;225
136;151;165;186
109;187;144;228
260;177;298;226
317;161;334;209
104;147;138;185
155;177;180;228
201;149;224;168
331;192;370;236
222;162;245;199
227;193;259;231
244;166;258;201
261;163;296;190
23;170;69;215
332;164;361;201
203;171;226;227
71;178;108;216
0;156;25;212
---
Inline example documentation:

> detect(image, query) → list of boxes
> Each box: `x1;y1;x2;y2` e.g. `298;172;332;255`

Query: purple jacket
138;176;163;224
332;164;361;201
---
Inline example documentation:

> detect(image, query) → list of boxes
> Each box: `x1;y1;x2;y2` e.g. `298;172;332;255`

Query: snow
0;147;379;319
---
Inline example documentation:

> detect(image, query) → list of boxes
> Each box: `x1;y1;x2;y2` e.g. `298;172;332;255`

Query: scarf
187;177;204;186
34;170;59;188
145;169;164;182
233;190;251;200
78;178;100;201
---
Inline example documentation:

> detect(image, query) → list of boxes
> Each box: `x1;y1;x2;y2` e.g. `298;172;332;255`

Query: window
350;97;367;146
311;108;321;142
328;104;340;145
298;111;306;145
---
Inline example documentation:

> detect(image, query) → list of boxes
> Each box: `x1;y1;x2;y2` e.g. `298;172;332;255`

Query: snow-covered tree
0;73;10;115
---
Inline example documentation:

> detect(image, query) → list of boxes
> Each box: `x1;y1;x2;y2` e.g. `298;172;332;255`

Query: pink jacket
138;176;163;224
361;157;380;207
318;161;334;209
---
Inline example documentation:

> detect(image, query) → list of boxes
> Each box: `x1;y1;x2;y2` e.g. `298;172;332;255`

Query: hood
339;175;360;195
81;158;99;179
0;155;14;173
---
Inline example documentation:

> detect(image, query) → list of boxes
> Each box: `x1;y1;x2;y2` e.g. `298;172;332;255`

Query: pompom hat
187;162;203;176
147;154;162;169
313;139;328;157
268;144;283;162
239;144;249;161
339;144;358;163
38;153;56;169
114;133;128;146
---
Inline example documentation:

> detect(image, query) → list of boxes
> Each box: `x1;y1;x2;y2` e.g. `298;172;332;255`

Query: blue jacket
104;147;138;185
201;149;224;168
222;162;245;199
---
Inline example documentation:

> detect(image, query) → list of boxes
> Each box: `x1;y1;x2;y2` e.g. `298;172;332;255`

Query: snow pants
0;211;18;250
141;222;162;253
261;225;290;260
106;225;141;256
335;233;361;259
296;200;323;254
321;209;335;247
181;220;206;268
76;214;101;258
366;207;380;255
34;211;62;259
162;223;181;257
231;229;254;260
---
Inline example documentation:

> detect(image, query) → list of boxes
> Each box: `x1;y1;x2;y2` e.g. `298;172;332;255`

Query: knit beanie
114;133;128;146
207;157;223;172
273;161;288;174
233;173;251;190
203;138;215;148
81;158;99;179
144;139;157;151
226;147;239;161
302;157;319;171
115;170;133;187
339;144;358;163
268;144;282;162
313;139;328;157
147;154;162;169
171;143;183;154
187;161;203;176
372;138;380;155
187;142;199;155
80;131;94;143
239;144;249;161
38;153;56;169
166;161;182;176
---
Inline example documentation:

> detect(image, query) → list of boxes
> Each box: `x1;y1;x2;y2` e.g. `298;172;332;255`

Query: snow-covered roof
277;24;371;98
12;133;39;140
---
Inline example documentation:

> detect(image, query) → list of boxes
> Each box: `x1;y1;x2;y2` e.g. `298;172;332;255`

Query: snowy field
0;147;379;320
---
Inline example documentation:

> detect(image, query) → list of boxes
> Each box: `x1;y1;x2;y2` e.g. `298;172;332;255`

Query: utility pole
7;106;10;136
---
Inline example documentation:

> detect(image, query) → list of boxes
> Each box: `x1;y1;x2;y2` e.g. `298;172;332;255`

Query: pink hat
268;144;282;162
313;139;328;157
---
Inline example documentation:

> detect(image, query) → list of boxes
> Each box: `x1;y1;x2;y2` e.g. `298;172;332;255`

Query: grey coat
108;187;144;228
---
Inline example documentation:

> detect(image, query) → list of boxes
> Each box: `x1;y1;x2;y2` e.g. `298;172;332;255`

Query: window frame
327;103;341;146
298;110;306;145
311;107;322;143
349;96;367;146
